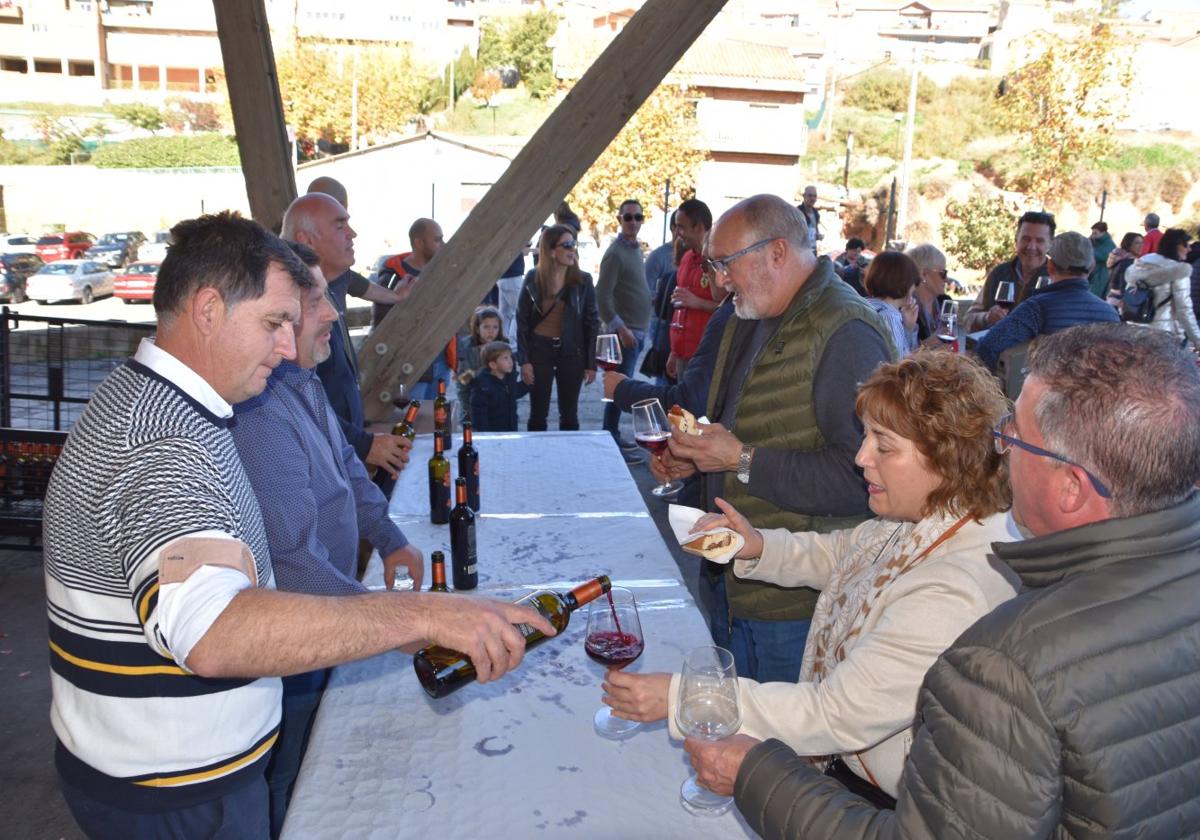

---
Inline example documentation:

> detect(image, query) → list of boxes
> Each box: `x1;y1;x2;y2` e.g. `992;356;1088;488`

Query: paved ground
0;343;706;839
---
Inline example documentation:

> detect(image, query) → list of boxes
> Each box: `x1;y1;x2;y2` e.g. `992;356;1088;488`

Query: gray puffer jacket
734;495;1200;839
1125;253;1200;347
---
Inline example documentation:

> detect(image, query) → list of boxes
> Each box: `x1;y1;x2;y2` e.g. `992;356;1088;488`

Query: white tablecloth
283;431;755;838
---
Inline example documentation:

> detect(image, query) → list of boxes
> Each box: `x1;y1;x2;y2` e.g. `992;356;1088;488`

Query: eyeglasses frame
703;238;776;277
992;413;1111;498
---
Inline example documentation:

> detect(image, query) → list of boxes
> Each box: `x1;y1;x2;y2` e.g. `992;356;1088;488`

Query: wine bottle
392;399;421;440
449;477;478;591
413;575;612;699
434;378;452;452
429;551;449;593
458;421;480;511
428;435;451;525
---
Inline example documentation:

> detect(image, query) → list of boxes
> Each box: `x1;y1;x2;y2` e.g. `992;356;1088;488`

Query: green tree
109;102;165;134
477;10;559;98
995;23;1133;206
569;85;707;240
940;194;1015;272
33;113;106;164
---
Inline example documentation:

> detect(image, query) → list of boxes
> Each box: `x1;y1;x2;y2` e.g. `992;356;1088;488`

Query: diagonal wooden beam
358;0;728;421
213;0;296;232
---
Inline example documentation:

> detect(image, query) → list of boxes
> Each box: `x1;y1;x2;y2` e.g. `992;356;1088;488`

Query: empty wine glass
586;587;644;739
939;298;958;320
995;280;1016;308
676;645;741;817
632;399;682;496
596;334;622;403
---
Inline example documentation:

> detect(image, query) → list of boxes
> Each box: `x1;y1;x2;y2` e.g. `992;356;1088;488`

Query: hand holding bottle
416;593;557;685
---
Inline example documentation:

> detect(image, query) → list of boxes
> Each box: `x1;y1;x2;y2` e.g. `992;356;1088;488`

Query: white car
139;230;172;263
1;233;39;255
26;260;115;304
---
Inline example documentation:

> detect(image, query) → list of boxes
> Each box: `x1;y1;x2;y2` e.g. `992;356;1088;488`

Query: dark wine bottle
392;399;421;440
428;435;451;525
429;550;449;593
457;421;479;511
434;378;452;452
449;477;478;591
413;575;612;699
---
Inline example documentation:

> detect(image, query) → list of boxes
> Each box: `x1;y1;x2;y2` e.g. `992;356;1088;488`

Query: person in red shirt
669;199;726;379
1140;212;1163;256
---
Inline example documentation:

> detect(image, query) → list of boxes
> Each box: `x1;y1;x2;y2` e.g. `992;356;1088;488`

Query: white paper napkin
668;503;743;565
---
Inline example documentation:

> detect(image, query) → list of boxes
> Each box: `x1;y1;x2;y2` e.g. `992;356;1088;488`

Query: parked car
0;234;39;255
26;260;114;304
0;252;45;303
113;261;161;303
86;231;145;268
139;230;172;263
36;232;95;263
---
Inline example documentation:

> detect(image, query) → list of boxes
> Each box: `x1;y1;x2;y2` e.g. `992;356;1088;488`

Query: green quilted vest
706;257;895;622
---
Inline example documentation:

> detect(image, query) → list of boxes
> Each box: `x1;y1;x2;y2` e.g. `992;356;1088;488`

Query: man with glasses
653;193;893;682
694;322;1200;839
596;199;653;457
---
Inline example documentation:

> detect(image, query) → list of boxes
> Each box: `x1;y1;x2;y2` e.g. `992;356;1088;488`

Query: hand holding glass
596;334;622;403
677;645;741;817
586;587;644;738
632;399;682;497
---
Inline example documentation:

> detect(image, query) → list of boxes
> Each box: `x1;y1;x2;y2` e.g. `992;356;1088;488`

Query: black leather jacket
516;269;599;366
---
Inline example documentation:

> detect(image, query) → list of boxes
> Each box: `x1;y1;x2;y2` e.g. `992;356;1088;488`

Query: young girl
457;306;507;422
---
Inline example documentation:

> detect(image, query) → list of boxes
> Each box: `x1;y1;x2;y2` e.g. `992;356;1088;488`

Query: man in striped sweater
42;212;554;837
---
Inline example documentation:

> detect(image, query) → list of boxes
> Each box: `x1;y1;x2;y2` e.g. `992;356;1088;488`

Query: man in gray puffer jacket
686;322;1200;839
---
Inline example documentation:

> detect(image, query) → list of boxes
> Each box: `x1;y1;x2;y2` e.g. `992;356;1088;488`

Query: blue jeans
602;328;646;440
709;573;810;683
266;669;329;839
411;351;452;401
61;775;270;840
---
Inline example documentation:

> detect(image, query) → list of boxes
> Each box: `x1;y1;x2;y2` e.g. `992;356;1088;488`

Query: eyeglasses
557;240;576;250
621;213;645;223
702;238;776;277
992;413;1111;498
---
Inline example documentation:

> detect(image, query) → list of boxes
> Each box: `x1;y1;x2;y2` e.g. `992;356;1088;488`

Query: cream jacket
667;512;1020;797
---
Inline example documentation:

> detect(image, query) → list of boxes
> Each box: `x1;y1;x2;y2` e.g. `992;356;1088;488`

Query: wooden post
213;0;296;232
358;0;728;420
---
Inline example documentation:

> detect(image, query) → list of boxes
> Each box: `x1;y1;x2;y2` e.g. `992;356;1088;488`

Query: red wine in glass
587;586;644;738
596;358;621;372
635;431;670;455
595;334;622;402
585;631;644;668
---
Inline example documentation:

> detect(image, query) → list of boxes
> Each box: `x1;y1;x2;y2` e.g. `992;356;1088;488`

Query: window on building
1;57;27;73
33;58;63;74
69;60;95;76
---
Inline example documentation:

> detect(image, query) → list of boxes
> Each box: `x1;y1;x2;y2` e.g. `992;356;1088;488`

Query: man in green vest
653;194;894;682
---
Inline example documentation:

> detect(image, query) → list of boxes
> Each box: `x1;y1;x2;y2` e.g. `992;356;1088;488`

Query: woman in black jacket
517;224;599;431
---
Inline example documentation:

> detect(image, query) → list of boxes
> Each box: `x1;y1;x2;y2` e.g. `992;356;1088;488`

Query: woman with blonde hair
604;350;1020;805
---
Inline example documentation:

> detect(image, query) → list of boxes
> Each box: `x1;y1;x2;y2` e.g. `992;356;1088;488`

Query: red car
113;261;161;303
36;232;95;263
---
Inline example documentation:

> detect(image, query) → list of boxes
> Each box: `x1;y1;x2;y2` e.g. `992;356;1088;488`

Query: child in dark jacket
457;306;508;422
469;341;529;432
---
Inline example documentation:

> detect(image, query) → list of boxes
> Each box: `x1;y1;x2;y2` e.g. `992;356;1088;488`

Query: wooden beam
358;0;727;421
213;0;295;232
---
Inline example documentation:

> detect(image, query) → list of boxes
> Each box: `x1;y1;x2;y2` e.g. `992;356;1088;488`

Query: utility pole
896;48;919;245
350;49;359;151
662;178;671;245
843;131;853;199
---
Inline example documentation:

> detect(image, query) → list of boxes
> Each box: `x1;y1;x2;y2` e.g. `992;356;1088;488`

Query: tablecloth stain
474;735;514;756
536;691;572;714
556;765;581;773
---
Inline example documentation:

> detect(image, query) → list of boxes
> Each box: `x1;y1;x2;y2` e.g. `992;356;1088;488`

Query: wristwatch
736;445;754;485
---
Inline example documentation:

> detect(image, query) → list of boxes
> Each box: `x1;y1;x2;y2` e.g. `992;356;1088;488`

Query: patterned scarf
801;510;971;684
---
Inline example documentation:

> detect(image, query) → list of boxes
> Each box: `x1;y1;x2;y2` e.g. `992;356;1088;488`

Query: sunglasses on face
557;240;576;250
622;213;645;223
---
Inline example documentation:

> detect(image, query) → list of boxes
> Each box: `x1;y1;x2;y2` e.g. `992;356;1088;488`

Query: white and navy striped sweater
43;360;281;811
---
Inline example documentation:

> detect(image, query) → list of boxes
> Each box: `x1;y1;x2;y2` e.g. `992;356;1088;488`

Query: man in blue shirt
230;243;424;837
976;231;1119;371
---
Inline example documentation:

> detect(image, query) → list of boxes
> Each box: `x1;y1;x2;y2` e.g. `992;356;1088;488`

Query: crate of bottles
0;427;68;541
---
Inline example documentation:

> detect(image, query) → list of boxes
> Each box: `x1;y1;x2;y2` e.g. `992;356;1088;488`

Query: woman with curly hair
603;350;1020;806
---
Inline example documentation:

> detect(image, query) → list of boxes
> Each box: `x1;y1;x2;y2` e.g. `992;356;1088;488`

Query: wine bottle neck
565;576;611;611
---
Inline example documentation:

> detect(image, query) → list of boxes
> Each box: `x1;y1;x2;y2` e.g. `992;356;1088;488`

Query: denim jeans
709;573;810;683
602;328;646;440
411;351;452;401
265;669;329;838
62;774;270;840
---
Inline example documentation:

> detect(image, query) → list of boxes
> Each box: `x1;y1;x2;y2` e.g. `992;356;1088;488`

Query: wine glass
995;280;1016;308
937;310;959;353
676;645;741;817
596;334;622;403
939;298;957;320
586;587;644;739
632;399;682;497
1035;275;1051;290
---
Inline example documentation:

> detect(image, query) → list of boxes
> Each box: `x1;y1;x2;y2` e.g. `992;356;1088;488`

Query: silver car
26;260;115;304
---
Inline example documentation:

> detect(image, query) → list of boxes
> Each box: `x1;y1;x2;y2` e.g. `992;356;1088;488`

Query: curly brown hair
855;349;1010;521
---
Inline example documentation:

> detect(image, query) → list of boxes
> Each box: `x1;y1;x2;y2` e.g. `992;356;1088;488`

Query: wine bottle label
464;563;476;575
435;408;447;425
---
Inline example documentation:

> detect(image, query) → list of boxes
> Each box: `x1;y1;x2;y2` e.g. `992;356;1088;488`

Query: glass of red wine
632;398;682;496
586;586;644;739
995;280;1016;309
596;334;622;403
